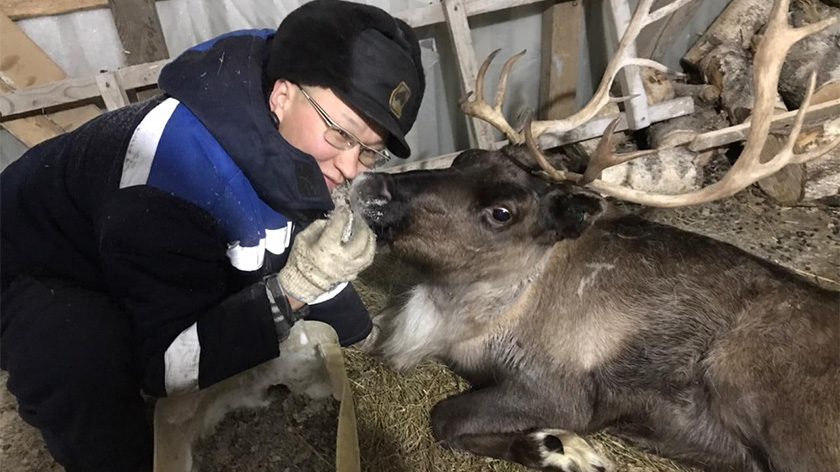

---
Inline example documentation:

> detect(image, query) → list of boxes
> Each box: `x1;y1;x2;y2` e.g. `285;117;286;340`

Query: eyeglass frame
295;84;391;169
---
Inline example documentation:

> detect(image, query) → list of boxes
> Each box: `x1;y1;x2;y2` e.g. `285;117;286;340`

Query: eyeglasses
296;85;391;169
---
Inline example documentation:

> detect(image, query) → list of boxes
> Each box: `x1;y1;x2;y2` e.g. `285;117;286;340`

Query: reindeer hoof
529;430;610;472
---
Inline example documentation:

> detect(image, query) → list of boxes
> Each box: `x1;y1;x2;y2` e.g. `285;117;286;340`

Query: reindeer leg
431;388;611;472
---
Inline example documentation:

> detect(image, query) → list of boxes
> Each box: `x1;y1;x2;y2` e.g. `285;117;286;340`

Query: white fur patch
381;286;448;370
532;429;610;472
576;263;615;300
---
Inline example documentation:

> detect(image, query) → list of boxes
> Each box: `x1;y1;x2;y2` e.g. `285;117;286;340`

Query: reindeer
350;1;840;471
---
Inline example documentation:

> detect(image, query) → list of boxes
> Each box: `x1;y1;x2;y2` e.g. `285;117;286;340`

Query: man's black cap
266;0;425;158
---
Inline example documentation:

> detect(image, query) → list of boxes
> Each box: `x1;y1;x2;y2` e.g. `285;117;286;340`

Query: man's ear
538;185;607;240
269;79;293;122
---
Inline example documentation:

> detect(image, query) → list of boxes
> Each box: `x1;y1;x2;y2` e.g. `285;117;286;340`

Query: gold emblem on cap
389;82;411;119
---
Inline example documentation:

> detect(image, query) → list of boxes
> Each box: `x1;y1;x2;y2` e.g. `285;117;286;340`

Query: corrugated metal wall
1;0;730;169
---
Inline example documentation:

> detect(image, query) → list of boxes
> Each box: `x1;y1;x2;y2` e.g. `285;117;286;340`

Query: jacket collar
157;29;334;216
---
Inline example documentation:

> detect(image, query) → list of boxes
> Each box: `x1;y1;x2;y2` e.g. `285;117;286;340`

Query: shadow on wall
1;130;28;172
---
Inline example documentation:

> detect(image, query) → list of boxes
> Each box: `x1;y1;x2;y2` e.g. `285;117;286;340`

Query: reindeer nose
350;173;392;207
349;173;404;240
349;173;393;223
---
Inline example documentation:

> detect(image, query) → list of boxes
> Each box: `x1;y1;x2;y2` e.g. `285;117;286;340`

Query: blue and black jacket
0;30;371;397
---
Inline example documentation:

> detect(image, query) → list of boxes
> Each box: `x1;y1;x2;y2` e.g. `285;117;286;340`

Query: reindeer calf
351;146;839;472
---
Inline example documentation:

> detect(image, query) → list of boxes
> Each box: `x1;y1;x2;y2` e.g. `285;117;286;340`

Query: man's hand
278;207;376;303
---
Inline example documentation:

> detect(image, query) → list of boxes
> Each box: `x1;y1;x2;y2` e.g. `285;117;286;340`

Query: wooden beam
108;0;168;101
1;0;106;20
108;0;169;65
442;0;496;149
539;97;693;147
0;59;167;118
95;71;129;110
3;0;539;25
397;0;546;28
539;0;583;120
687;98;840;152
0;86;66;145
608;0;650;130
0;12;100;147
1;0;163;21
0;0;554;122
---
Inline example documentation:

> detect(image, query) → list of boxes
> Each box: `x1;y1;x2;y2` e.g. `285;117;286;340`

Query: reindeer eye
490;207;512;223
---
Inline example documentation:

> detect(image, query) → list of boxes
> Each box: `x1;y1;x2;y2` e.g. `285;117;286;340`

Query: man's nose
334;146;362;181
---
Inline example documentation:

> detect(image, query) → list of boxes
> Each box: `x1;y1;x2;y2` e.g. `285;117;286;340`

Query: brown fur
351;145;840;472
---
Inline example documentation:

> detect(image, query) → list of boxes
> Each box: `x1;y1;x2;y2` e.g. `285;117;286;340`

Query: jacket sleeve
97;186;279;397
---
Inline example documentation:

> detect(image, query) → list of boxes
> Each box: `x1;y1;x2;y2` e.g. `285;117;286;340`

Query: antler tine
495;50;527;115
522;113;663;187
577;118;660;186
524;115;575;182
473;49;501;109
460;49;522;143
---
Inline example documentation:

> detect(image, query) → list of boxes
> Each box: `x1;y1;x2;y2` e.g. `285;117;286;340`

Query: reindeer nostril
380;183;392;202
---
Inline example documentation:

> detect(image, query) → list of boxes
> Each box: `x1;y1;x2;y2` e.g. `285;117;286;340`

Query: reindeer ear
538;185;606;240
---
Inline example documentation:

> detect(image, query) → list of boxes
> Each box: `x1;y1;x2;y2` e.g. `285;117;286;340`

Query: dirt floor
192;385;338;472
1;179;837;472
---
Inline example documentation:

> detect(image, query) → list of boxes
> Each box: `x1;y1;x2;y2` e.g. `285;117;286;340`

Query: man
0;1;425;470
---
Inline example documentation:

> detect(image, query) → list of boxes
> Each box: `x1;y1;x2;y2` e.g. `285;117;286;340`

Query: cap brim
334;89;411;159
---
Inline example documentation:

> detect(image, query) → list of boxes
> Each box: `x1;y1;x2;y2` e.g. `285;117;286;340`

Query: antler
526;0;840;208
459;49;527;144
460;0;694;143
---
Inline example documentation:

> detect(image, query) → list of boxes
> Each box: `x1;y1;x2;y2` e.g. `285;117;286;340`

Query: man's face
269;80;386;191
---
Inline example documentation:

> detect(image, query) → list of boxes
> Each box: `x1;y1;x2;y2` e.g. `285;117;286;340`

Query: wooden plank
608;0;650;130
1;0;106;20
108;0;169;64
0;83;66;144
1;0;163;21
0;13;66;85
397;0;546;28
0;11;100;147
95;71;129;110
4;0;540;26
442;0;496;149
539;0;583;120
538;97;693;147
688;98;840;152
0;59;167;118
46;106;102;132
0;0;550;121
108;0;168;101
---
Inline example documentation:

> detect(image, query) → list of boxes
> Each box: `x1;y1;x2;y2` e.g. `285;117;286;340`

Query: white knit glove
278;207;376;303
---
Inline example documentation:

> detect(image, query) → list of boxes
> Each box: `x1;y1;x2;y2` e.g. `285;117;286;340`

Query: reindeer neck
422;248;554;330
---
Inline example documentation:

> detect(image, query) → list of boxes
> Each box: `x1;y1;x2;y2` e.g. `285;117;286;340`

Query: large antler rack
463;0;840;208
